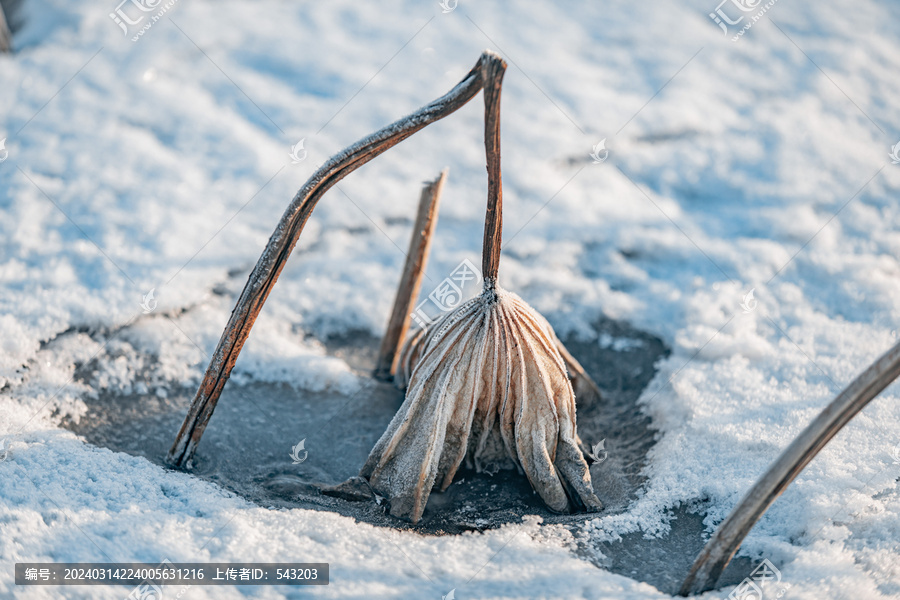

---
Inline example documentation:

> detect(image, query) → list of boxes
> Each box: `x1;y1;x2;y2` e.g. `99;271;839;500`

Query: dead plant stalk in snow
168;50;603;524
360;55;603;523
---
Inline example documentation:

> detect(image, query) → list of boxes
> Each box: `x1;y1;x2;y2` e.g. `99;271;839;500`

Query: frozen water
62;315;729;593
64;320;666;534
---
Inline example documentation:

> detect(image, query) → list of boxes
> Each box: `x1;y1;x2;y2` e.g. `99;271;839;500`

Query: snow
2;0;900;598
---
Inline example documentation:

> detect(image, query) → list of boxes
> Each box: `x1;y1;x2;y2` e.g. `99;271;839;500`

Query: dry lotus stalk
679;338;900;595
169;52;498;468
361;54;603;522
373;170;447;381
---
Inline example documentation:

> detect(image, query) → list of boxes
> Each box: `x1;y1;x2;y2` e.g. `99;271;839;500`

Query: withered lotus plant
167;50;602;524
360;57;603;522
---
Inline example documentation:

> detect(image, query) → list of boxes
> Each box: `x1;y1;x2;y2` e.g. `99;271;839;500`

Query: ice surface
63;319;665;528
2;0;900;598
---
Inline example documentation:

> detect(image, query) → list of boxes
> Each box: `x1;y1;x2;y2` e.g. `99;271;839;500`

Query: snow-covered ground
2;0;900;598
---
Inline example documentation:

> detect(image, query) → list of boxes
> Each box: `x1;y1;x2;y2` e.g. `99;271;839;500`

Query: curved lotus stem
361;53;603;522
167;52;498;468
679;339;900;595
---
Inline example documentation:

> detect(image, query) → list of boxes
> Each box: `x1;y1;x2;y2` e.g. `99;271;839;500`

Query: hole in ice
62;315;751;593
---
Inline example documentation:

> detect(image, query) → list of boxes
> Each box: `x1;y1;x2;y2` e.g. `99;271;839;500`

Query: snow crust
1;0;899;597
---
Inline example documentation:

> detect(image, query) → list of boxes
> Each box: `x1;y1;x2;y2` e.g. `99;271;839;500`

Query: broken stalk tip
373;169;448;382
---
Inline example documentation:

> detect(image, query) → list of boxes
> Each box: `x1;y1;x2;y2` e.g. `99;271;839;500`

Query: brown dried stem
373;169;448;381
480;56;506;286
167;53;496;468
476;55;601;406
679;339;900;595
